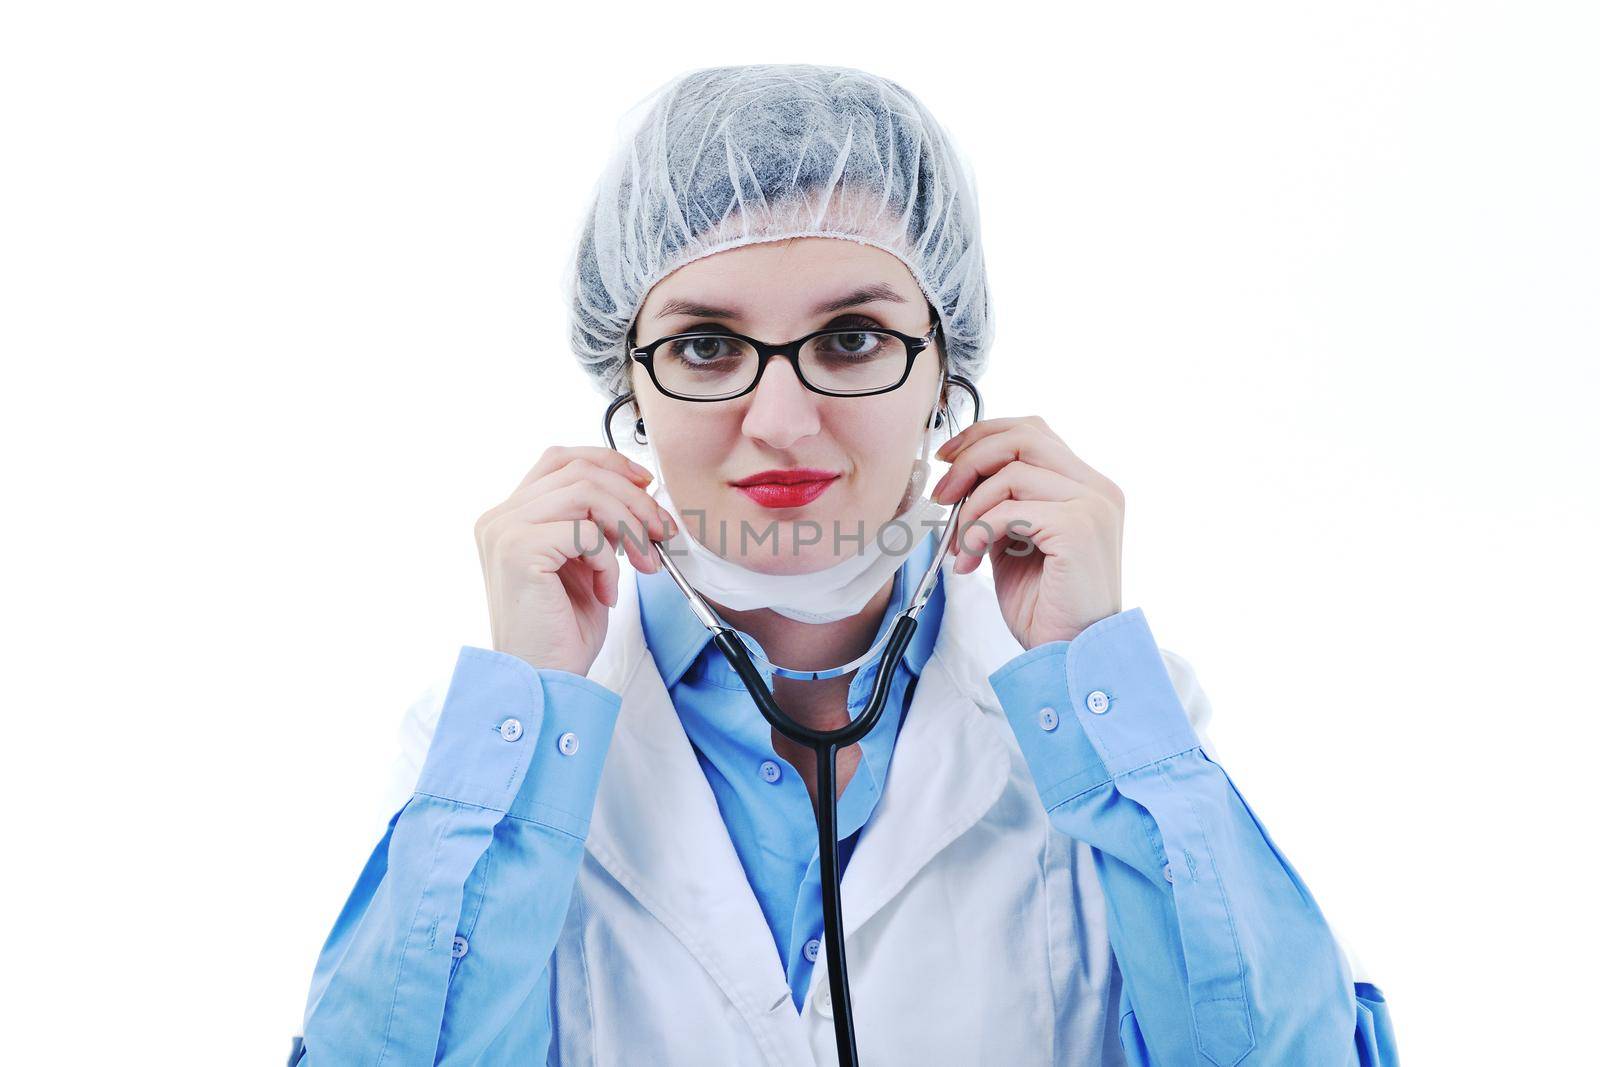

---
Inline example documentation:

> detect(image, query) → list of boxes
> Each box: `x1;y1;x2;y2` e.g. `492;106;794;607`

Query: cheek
653;410;740;479
837;409;926;489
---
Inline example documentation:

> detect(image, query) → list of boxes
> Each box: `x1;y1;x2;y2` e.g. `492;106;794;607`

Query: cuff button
1086;690;1110;715
1037;706;1059;732
498;717;524;742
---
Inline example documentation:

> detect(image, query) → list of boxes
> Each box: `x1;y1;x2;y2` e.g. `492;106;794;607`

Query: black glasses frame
628;322;942;402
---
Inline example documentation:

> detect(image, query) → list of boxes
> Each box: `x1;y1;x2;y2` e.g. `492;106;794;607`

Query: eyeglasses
629;322;941;402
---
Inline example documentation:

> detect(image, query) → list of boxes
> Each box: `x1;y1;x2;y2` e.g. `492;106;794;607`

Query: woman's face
631;237;943;574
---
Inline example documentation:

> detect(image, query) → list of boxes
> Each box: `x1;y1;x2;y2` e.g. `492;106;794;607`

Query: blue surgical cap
565;63;994;398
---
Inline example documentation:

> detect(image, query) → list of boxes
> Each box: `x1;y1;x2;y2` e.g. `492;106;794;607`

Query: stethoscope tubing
712;616;921;1066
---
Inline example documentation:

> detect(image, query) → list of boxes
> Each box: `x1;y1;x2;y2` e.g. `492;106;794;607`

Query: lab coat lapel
808;559;1022;999
582;559;1025;1044
583;566;805;1048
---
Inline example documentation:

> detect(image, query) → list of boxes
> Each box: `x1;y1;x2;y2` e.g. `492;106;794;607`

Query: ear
928;374;953;429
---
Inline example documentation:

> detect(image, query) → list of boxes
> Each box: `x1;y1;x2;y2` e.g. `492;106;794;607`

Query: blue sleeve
988;609;1400;1066
293;646;622;1066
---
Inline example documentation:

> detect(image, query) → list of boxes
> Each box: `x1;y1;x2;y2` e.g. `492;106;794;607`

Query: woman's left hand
930;416;1124;648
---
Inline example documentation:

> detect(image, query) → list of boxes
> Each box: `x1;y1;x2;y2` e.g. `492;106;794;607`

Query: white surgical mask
641;418;949;624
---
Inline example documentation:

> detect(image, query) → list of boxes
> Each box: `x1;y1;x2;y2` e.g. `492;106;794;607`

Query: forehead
638;237;924;326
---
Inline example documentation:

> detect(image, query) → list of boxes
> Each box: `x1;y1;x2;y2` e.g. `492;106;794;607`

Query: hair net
565;63;994;399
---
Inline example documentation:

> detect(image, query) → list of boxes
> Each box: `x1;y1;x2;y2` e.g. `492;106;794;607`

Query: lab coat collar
582;554;1022;1036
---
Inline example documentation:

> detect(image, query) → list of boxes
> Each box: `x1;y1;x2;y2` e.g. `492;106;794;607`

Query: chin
706;495;859;574
748;542;852;576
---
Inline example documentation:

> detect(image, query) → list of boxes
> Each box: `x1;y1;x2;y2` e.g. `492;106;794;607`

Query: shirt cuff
507;667;624;839
414;647;623;836
415;646;547;812
988;607;1203;809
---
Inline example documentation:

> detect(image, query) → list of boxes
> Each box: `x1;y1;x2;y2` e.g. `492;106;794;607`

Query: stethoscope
602;375;982;1067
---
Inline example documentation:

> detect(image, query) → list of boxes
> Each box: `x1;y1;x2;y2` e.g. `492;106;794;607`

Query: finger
956;460;1093;531
536;462;676;543
591;557;617;608
479;476;627;562
536;518;621;606
950;499;1051;574
934;415;1062;463
518;445;654;493
508;482;661;574
575;524;622;607
936;418;1113;499
503;461;676;544
931;425;1076;504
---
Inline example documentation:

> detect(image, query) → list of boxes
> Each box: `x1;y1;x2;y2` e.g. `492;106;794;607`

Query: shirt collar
638;531;947;844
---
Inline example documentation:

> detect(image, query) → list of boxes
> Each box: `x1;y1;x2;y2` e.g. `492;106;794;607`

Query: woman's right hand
474;446;676;676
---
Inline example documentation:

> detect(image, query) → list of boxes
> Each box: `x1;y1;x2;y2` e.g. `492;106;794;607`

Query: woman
292;64;1398;1065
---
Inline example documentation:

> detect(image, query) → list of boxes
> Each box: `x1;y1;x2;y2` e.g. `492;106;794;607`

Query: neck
711;575;897;729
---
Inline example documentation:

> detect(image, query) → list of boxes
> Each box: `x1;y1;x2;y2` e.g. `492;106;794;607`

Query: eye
813;325;890;360
815;314;894;354
829;332;881;355
663;334;738;363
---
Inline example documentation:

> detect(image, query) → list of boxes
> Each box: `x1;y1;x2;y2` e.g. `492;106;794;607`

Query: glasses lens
799;330;909;394
651;334;760;399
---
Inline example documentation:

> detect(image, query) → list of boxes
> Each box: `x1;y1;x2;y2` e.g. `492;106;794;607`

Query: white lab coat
381;560;1303;1066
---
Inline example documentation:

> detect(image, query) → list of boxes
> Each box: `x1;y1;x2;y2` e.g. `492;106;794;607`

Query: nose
739;355;821;450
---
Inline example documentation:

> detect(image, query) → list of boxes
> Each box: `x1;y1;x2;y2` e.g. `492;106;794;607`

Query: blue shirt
292;561;1400;1064
637;532;945;1010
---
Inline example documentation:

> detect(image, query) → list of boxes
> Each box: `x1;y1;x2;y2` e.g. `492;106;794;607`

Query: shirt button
759;759;782;783
1037;706;1059;731
818;989;833;1018
557;731;580;756
498;717;523;742
1086;690;1111;715
451;935;469;958
1163;863;1175;884
804;938;821;962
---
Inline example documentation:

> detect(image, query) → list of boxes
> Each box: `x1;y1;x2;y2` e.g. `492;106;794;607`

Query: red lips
730;468;841;509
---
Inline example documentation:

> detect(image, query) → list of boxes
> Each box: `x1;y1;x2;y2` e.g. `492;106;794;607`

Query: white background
3;2;1595;1062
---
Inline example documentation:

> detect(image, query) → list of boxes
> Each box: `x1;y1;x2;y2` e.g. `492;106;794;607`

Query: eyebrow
652;283;908;322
